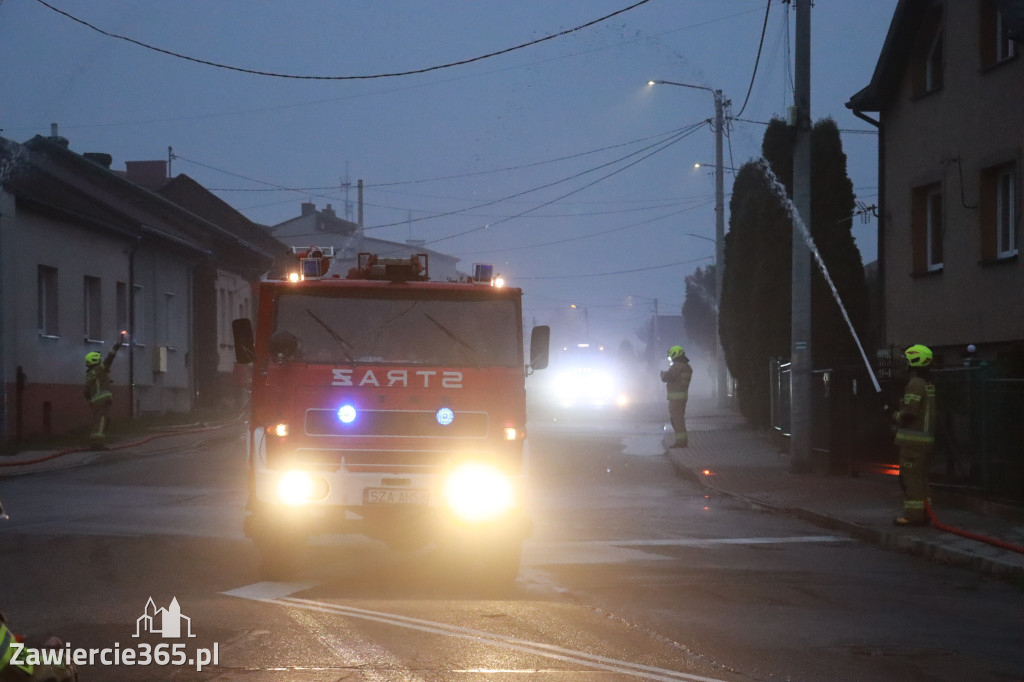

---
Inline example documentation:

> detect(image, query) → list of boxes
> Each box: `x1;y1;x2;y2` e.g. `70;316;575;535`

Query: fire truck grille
294;448;451;473
304;408;489;438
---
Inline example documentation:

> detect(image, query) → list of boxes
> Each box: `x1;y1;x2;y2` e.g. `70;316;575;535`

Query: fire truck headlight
552;371;578;402
277;470;326;506
444;464;515;522
591;371;614;398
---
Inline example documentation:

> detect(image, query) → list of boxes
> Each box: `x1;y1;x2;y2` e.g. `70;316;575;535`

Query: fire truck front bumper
249;463;530;539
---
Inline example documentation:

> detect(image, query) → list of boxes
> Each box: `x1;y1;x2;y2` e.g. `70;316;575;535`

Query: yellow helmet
85;351;102;366
905;344;933;367
667;345;686;361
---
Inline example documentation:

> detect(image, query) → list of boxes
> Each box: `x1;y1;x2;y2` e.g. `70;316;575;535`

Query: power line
264;122;708;240
734;0;772;118
203;125;699;192
732;117;877;135
367;122;708;232
525;255;712;280
420;123;709;246
34;0;654;80
360;198;704;221
454;199;716;256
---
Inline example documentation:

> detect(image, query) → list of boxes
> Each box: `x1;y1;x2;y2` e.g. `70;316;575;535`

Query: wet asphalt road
1;404;1022;681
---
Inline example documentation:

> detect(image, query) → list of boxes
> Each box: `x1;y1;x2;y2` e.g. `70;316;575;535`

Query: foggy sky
0;1;895;349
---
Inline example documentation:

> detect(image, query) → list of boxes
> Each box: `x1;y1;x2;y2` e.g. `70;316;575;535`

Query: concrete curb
665;447;1024;584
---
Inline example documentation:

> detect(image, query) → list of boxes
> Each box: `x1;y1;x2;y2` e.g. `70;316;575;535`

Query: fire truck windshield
272;292;521;367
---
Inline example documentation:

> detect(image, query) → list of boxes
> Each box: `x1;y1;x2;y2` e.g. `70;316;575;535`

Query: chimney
301;202;316;216
123;160;168;190
323;203;336;219
47;122;70;148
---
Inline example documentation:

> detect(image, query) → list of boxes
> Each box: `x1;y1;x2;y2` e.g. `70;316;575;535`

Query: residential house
847;0;1023;368
0;130;279;443
270;201;463;281
157;173;286;410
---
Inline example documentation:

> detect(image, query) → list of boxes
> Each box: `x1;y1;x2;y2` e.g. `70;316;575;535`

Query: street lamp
625;295;660;364
693;162;739;171
649;79;731;408
569;303;589;340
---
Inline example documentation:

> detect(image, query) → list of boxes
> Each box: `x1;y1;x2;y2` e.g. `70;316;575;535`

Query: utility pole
647;79;730;407
712;89;728;408
790;0;813;472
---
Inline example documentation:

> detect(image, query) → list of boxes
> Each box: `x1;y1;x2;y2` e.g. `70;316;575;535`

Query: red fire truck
232;248;549;582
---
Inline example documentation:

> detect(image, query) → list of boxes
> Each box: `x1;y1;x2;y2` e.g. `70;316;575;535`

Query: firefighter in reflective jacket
84;335;124;449
0;615;77;681
660;346;693;448
0;619;33;680
892;344;937;526
0;502;77;680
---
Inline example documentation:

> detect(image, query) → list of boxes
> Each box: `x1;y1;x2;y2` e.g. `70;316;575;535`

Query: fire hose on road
925;501;1024;556
0;421;238;469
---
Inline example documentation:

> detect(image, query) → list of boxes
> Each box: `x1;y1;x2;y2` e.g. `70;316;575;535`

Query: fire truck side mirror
528;325;550;371
232;318;256;364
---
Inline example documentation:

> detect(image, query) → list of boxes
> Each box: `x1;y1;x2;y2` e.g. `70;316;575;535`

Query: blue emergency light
337;404;357;424
472;263;493;283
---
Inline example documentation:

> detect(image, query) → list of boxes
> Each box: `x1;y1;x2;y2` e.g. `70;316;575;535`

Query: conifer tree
719;117;868;425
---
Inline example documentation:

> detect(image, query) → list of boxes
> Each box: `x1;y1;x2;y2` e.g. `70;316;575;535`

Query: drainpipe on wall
128;237;140;418
851;108;884;348
189;259;204;414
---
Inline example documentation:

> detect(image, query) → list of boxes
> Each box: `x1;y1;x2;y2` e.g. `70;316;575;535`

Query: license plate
364;488;429;505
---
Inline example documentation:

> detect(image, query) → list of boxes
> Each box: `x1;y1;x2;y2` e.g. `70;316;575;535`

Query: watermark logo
11;596;218;672
134;597;196;638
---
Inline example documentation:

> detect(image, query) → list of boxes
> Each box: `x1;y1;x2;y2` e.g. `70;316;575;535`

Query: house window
926;187;944;270
913;6;945;95
163;292;176;349
912;183;944;273
132;284;146;346
996;11;1018;61
116;281;129;336
227;290;235;341
981;0;1018;65
926;30;944;91
84;276;102;341
997;168;1017;256
37;265;59;336
980;163;1018;260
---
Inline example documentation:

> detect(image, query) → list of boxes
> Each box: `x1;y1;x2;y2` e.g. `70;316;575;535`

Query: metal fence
769;356;1024;502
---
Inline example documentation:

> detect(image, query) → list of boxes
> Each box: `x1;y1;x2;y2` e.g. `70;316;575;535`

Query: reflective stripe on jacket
85;346;119;403
661;359;693;400
894;376;936;447
0;623;33;674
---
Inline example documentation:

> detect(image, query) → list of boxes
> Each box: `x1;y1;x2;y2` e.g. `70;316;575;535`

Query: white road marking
224;586;732;682
221;581;318;601
622;434;666;455
522;534;851;565
222;534;847;677
524;542;674;565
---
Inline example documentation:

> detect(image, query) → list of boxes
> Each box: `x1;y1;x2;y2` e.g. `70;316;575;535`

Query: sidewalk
663;403;1024;584
0;421;241;477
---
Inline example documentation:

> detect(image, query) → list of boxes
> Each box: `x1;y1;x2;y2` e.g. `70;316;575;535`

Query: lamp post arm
650;79;715;95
